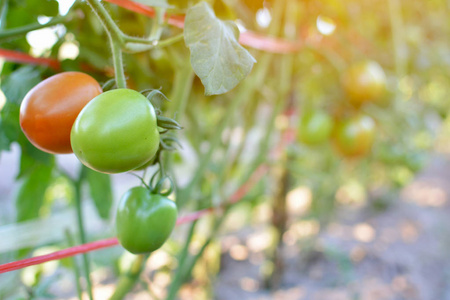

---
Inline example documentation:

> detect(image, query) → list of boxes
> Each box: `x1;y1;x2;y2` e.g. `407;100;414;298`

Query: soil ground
214;154;450;300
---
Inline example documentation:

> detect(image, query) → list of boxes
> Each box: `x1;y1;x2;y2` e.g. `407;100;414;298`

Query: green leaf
184;1;256;95
17;144;54;178
25;0;59;17
1;66;41;105
85;168;113;220
0;101;20;152
16;164;53;222
131;0;173;8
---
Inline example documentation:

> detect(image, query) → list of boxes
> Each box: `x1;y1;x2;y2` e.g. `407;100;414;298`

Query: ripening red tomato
341;60;387;106
20;72;102;154
333;114;376;158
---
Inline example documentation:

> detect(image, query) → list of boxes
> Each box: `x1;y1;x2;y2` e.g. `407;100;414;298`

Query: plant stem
174;214;226;287
65;229;83;300
169;65;195;119
86;0;123;41
166;219;198;300
86;0;126;88
110;254;150;300
148;7;165;40
123;33;183;46
110;38;126;88
265;164;289;289
265;0;296;289
0;0;8;30
74;167;94;300
123;34;184;53
0;16;68;40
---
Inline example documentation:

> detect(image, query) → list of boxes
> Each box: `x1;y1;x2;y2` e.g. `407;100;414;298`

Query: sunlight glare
58;0;77;15
286;186;312;215
316;15;336;36
353;223;375;242
0;89;6;111
256;8;271;28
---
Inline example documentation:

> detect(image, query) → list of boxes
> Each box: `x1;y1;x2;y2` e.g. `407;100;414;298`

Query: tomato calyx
101;78;116;91
140;88;183;131
157;115;183;131
150;174;175;196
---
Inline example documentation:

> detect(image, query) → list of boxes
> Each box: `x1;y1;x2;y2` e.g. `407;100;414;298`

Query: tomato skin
19;72;102;154
70;89;160;174
333;114;376;157
298;110;333;145
116;187;178;254
341;60;387;106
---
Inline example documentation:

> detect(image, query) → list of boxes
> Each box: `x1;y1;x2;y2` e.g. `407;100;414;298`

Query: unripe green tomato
133;155;157;171
116;187;178;254
333;114;376;158
341;60;387;106
298;110;333;145
71;89;160;173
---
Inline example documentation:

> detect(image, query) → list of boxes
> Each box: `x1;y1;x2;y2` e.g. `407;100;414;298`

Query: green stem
265;0;297;288
74;167;94;300
123;33;183;46
86;0;126;88
166;219;198;300
109;254;150;300
0;0;8;30
169;65;195;118
65;229;83;300
0;16;68;40
86;0;123;41
110;38;126;88
176;214;226;286
148;7;165;40
123;34;184;53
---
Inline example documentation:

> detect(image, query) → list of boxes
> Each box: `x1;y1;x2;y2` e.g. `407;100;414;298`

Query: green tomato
298;110;333;145
116;187;178;254
341;60;387;106
333;114;376;158
71;89;160;174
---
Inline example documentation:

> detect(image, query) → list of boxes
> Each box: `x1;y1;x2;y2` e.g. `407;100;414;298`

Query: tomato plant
298;110;333;146
70;89;160;174
341;60;387;106
115;187;178;254
0;0;446;298
333;114;376;158
19;72;102;154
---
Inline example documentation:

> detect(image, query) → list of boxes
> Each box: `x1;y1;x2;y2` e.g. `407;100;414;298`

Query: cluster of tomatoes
19;72;177;254
298;60;386;158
